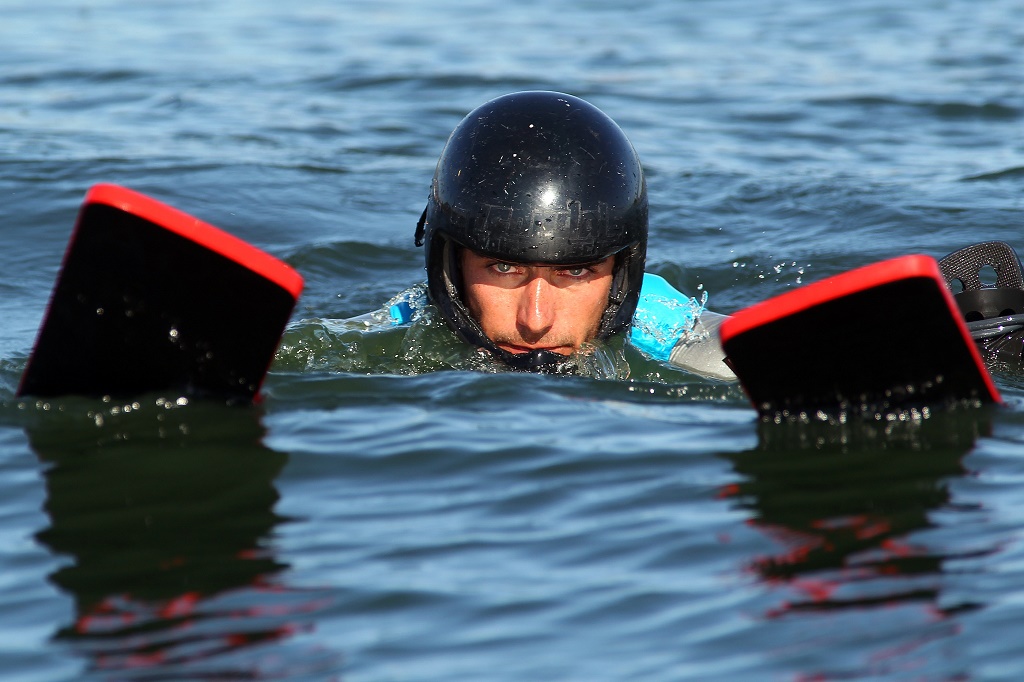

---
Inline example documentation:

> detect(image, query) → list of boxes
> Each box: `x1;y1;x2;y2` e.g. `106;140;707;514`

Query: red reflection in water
30;411;344;680
718;417;992;678
68;580;338;677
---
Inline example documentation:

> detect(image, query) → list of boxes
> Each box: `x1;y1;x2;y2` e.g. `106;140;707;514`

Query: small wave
961;166;1024;182
0;68;150;86
812;95;1020;121
290;240;419;277
302;69;542;96
287;241;422;316
932;101;1020;120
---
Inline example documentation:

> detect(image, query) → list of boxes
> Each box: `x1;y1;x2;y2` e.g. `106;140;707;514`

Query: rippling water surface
2;1;1024;680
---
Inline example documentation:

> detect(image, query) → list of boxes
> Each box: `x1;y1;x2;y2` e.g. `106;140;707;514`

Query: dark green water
1;0;1023;679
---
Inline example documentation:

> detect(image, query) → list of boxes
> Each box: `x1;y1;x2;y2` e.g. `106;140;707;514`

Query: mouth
498;343;574;356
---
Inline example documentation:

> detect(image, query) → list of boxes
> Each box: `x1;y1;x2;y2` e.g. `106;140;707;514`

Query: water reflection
29;400;339;680
719;410;992;674
724;412;990;615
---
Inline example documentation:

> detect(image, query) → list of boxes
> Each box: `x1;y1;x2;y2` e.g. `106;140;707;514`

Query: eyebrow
489;259;609;268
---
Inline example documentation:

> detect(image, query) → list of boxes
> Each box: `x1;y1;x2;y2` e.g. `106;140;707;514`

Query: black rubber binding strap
939;241;1024;339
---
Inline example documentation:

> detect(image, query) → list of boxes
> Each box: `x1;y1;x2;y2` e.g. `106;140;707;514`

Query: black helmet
415;91;648;371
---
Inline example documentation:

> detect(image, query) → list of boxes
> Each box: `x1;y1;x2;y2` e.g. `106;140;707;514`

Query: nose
516;276;555;342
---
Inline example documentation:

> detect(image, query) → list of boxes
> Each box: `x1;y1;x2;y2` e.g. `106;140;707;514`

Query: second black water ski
720;254;1001;418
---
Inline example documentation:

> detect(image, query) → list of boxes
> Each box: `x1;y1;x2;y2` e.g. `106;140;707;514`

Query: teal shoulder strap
386;284;429;325
389;300;415;324
631;273;705;361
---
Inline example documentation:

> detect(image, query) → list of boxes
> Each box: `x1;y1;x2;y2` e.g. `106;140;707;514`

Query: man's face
459;249;615;356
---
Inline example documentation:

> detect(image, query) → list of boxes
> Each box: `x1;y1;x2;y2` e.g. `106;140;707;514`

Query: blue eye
566;267;586;277
494;262;514;273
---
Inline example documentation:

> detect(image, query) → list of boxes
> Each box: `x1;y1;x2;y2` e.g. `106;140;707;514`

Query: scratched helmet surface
415;91;648;371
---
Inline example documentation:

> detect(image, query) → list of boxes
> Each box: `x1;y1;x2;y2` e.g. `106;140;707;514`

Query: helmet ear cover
599;242;645;338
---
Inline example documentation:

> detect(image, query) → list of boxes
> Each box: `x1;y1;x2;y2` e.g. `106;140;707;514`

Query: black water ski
19;184;303;402
720;255;1001;418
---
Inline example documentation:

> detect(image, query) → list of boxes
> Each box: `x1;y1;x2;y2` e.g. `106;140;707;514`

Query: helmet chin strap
489;345;577;374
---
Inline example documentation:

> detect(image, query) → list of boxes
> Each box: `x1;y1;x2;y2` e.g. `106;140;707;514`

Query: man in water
398;90;735;380
311;92;1015;382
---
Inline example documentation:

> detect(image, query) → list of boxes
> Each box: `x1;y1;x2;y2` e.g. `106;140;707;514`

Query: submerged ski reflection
28;398;340;680
719;409;993;676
